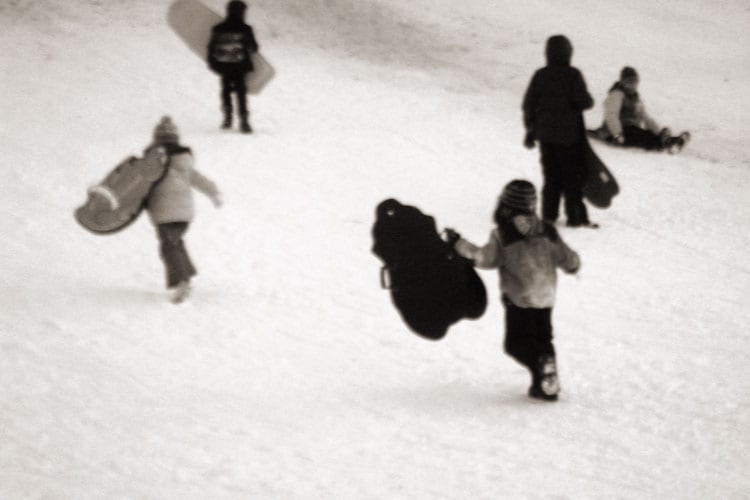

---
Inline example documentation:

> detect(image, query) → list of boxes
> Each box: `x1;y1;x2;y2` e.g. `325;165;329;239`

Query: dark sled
576;118;620;209
75;147;168;234
372;198;487;340
581;133;619;208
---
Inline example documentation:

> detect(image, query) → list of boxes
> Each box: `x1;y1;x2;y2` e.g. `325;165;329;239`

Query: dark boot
529;354;559;401
667;131;691;154
240;115;252;134
221;108;232;129
658;127;672;149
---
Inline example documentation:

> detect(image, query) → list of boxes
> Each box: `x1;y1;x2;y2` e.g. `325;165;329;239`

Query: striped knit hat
500;179;537;214
153;116;179;145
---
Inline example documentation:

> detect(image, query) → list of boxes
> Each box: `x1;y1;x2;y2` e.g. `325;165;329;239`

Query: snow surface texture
1;0;749;498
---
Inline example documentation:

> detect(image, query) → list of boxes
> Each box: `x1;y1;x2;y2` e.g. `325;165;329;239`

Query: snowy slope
1;0;749;498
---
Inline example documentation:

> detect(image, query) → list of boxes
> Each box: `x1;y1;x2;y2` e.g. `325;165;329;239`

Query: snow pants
503;299;555;386
157;222;196;288
539;142;589;226
623;125;663;150
220;72;248;121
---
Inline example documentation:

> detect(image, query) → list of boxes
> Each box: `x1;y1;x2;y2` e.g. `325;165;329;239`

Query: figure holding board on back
167;0;276;133
208;0;258;133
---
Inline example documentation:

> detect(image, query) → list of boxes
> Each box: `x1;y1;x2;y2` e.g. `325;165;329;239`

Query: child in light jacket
449;180;580;401
145;116;222;303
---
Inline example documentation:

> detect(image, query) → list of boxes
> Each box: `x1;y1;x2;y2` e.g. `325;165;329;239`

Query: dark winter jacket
600;82;660;138
207;9;258;76
455;215;580;308
522;35;594;145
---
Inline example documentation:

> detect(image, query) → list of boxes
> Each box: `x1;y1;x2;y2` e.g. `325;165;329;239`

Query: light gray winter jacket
601;86;660;138
146;146;219;225
455;217;580;309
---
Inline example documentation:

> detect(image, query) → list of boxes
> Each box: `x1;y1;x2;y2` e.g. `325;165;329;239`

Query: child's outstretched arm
453;229;501;269
551;233;580;274
191;169;222;207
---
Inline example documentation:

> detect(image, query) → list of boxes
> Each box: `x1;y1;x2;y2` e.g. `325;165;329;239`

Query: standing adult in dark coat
522;35;594;227
207;0;259;133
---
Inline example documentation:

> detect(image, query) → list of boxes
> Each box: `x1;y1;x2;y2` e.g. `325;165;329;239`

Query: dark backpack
371;198;487;340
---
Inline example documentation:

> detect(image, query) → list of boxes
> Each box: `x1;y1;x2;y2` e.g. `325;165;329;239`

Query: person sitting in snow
144;117;222;303
446;180;580;402
207;0;259;133
589;66;690;152
522;34;595;228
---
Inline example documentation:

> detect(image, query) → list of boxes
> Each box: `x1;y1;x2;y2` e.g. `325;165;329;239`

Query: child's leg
532;307;555;358
560;143;589;226
157;222;197;288
234;75;249;123
540;144;563;222
623;125;662;150
503;300;537;371
220;75;233;125
530;308;559;399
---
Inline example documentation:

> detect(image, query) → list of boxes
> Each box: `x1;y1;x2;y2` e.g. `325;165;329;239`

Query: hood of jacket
545;35;572;67
227;0;246;21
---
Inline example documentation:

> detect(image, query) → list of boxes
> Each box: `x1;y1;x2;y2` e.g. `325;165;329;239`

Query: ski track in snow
1;0;749;498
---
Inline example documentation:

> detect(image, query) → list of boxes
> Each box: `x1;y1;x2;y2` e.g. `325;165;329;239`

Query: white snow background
1;0;749;498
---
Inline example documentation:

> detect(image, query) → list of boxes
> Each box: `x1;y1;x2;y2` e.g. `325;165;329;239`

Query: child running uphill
447;180;580;401
145;116;222;303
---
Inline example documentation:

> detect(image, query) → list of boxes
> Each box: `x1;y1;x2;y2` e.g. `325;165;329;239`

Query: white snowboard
167;0;275;95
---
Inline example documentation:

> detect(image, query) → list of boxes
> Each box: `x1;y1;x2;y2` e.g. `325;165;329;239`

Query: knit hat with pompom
153;116;179;145
620;66;639;82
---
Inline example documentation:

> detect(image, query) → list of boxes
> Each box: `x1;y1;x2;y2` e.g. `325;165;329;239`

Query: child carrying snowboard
207;0;259;133
589;66;690;153
145;116;222;303
447;180;580;401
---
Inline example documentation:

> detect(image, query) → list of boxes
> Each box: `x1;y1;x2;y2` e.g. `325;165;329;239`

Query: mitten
444;228;461;247
523;131;535;149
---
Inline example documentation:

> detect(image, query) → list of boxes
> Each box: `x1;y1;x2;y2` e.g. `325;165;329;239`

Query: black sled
581;137;620;209
371;199;487;340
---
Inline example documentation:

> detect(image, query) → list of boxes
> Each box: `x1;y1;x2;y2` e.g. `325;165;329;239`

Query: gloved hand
443;228;461;247
211;192;223;208
523;131;535;149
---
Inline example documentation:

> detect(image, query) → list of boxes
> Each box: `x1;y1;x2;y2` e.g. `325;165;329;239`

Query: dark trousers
540;142;589;225
623;125;662;150
157;222;196;288
503;300;555;386
221;74;248;120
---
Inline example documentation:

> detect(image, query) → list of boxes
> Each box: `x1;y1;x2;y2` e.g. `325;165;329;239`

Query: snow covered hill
1;0;748;498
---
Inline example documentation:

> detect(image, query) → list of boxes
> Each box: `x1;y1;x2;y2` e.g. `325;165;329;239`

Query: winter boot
171;280;192;304
221;107;232;129
658;128;673;150
240;114;252;134
529;354;559;401
667;131;691;154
